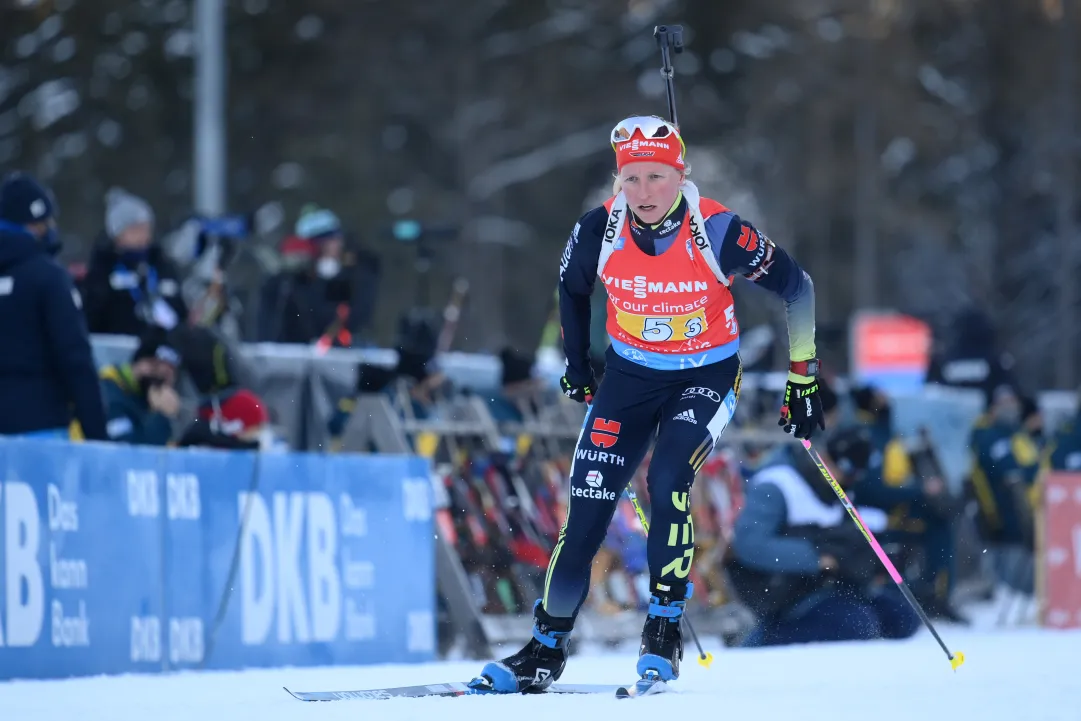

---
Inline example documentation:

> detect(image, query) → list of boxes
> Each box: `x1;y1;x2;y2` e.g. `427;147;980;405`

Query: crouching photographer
725;427;920;647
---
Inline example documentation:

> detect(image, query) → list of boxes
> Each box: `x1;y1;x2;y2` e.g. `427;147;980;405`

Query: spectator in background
161;212;260;342
851;385;966;623
394;308;448;411
168;325;242;397
725;427;920;647
100;328;181;445
256;231;314;344
258;204;380;346
968;384;1039;594
1019;395;1046;452
1047;386;1081;471
82;188;187;336
0;172;107;441
179;388;273;450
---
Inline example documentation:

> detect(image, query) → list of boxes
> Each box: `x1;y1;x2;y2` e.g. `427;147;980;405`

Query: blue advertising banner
0;438;434;680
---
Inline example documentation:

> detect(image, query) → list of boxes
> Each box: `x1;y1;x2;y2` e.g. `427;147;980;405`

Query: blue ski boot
635;578;689;687
469;600;572;694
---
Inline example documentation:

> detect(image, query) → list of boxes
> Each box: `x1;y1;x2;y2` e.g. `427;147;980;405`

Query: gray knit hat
105;187;154;238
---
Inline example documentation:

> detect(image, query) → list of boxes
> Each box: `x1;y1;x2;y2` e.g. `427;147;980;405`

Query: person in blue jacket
1047;396;1081;472
0;172;107;440
968;384;1039;593
725;426;920;646
100;328;182;446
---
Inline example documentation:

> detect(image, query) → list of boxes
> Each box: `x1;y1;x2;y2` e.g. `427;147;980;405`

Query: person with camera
82;188;187;336
100;329;181;445
725;426;921;647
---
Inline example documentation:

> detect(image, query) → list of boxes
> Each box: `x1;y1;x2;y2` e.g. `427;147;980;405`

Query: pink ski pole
800;439;965;670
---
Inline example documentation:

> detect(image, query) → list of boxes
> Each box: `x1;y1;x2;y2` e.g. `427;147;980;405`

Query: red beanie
614;129;684;172
613;125;685;172
200;389;269;437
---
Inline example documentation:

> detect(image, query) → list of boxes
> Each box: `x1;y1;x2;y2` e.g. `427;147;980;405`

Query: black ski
284;682;628;701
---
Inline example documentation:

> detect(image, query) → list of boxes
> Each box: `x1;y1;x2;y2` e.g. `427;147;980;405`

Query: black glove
559;373;595;404
779;378;825;440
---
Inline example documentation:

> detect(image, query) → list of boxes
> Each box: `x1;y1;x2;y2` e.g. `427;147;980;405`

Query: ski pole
624;485;714;668
799;439;966;670
653;25;684;128
646;25;714;668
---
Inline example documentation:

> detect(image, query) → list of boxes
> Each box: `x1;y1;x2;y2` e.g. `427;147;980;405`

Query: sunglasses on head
610;116;686;153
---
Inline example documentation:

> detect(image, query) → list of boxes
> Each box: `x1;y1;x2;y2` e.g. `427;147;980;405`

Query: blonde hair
611;162;691;195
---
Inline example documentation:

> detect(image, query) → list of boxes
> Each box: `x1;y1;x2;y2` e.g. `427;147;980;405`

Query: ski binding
615;673;671;699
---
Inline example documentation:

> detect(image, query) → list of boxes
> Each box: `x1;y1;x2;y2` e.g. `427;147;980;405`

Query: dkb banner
0;438;434;680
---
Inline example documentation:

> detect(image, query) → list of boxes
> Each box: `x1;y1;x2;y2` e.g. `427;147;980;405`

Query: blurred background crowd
1;0;1080;649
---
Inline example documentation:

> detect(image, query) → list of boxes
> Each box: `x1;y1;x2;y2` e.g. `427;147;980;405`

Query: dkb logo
238;491;343;645
0;482;44;647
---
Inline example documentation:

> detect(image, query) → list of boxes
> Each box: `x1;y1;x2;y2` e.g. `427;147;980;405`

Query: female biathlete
470;115;826;693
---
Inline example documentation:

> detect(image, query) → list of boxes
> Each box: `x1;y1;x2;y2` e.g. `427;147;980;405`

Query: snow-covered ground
2;619;1077;721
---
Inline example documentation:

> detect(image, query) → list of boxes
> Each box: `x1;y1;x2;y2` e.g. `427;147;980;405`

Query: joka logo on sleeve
589;418;621;448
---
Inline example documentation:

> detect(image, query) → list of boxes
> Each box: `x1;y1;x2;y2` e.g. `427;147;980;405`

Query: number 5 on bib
620;308;708;343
